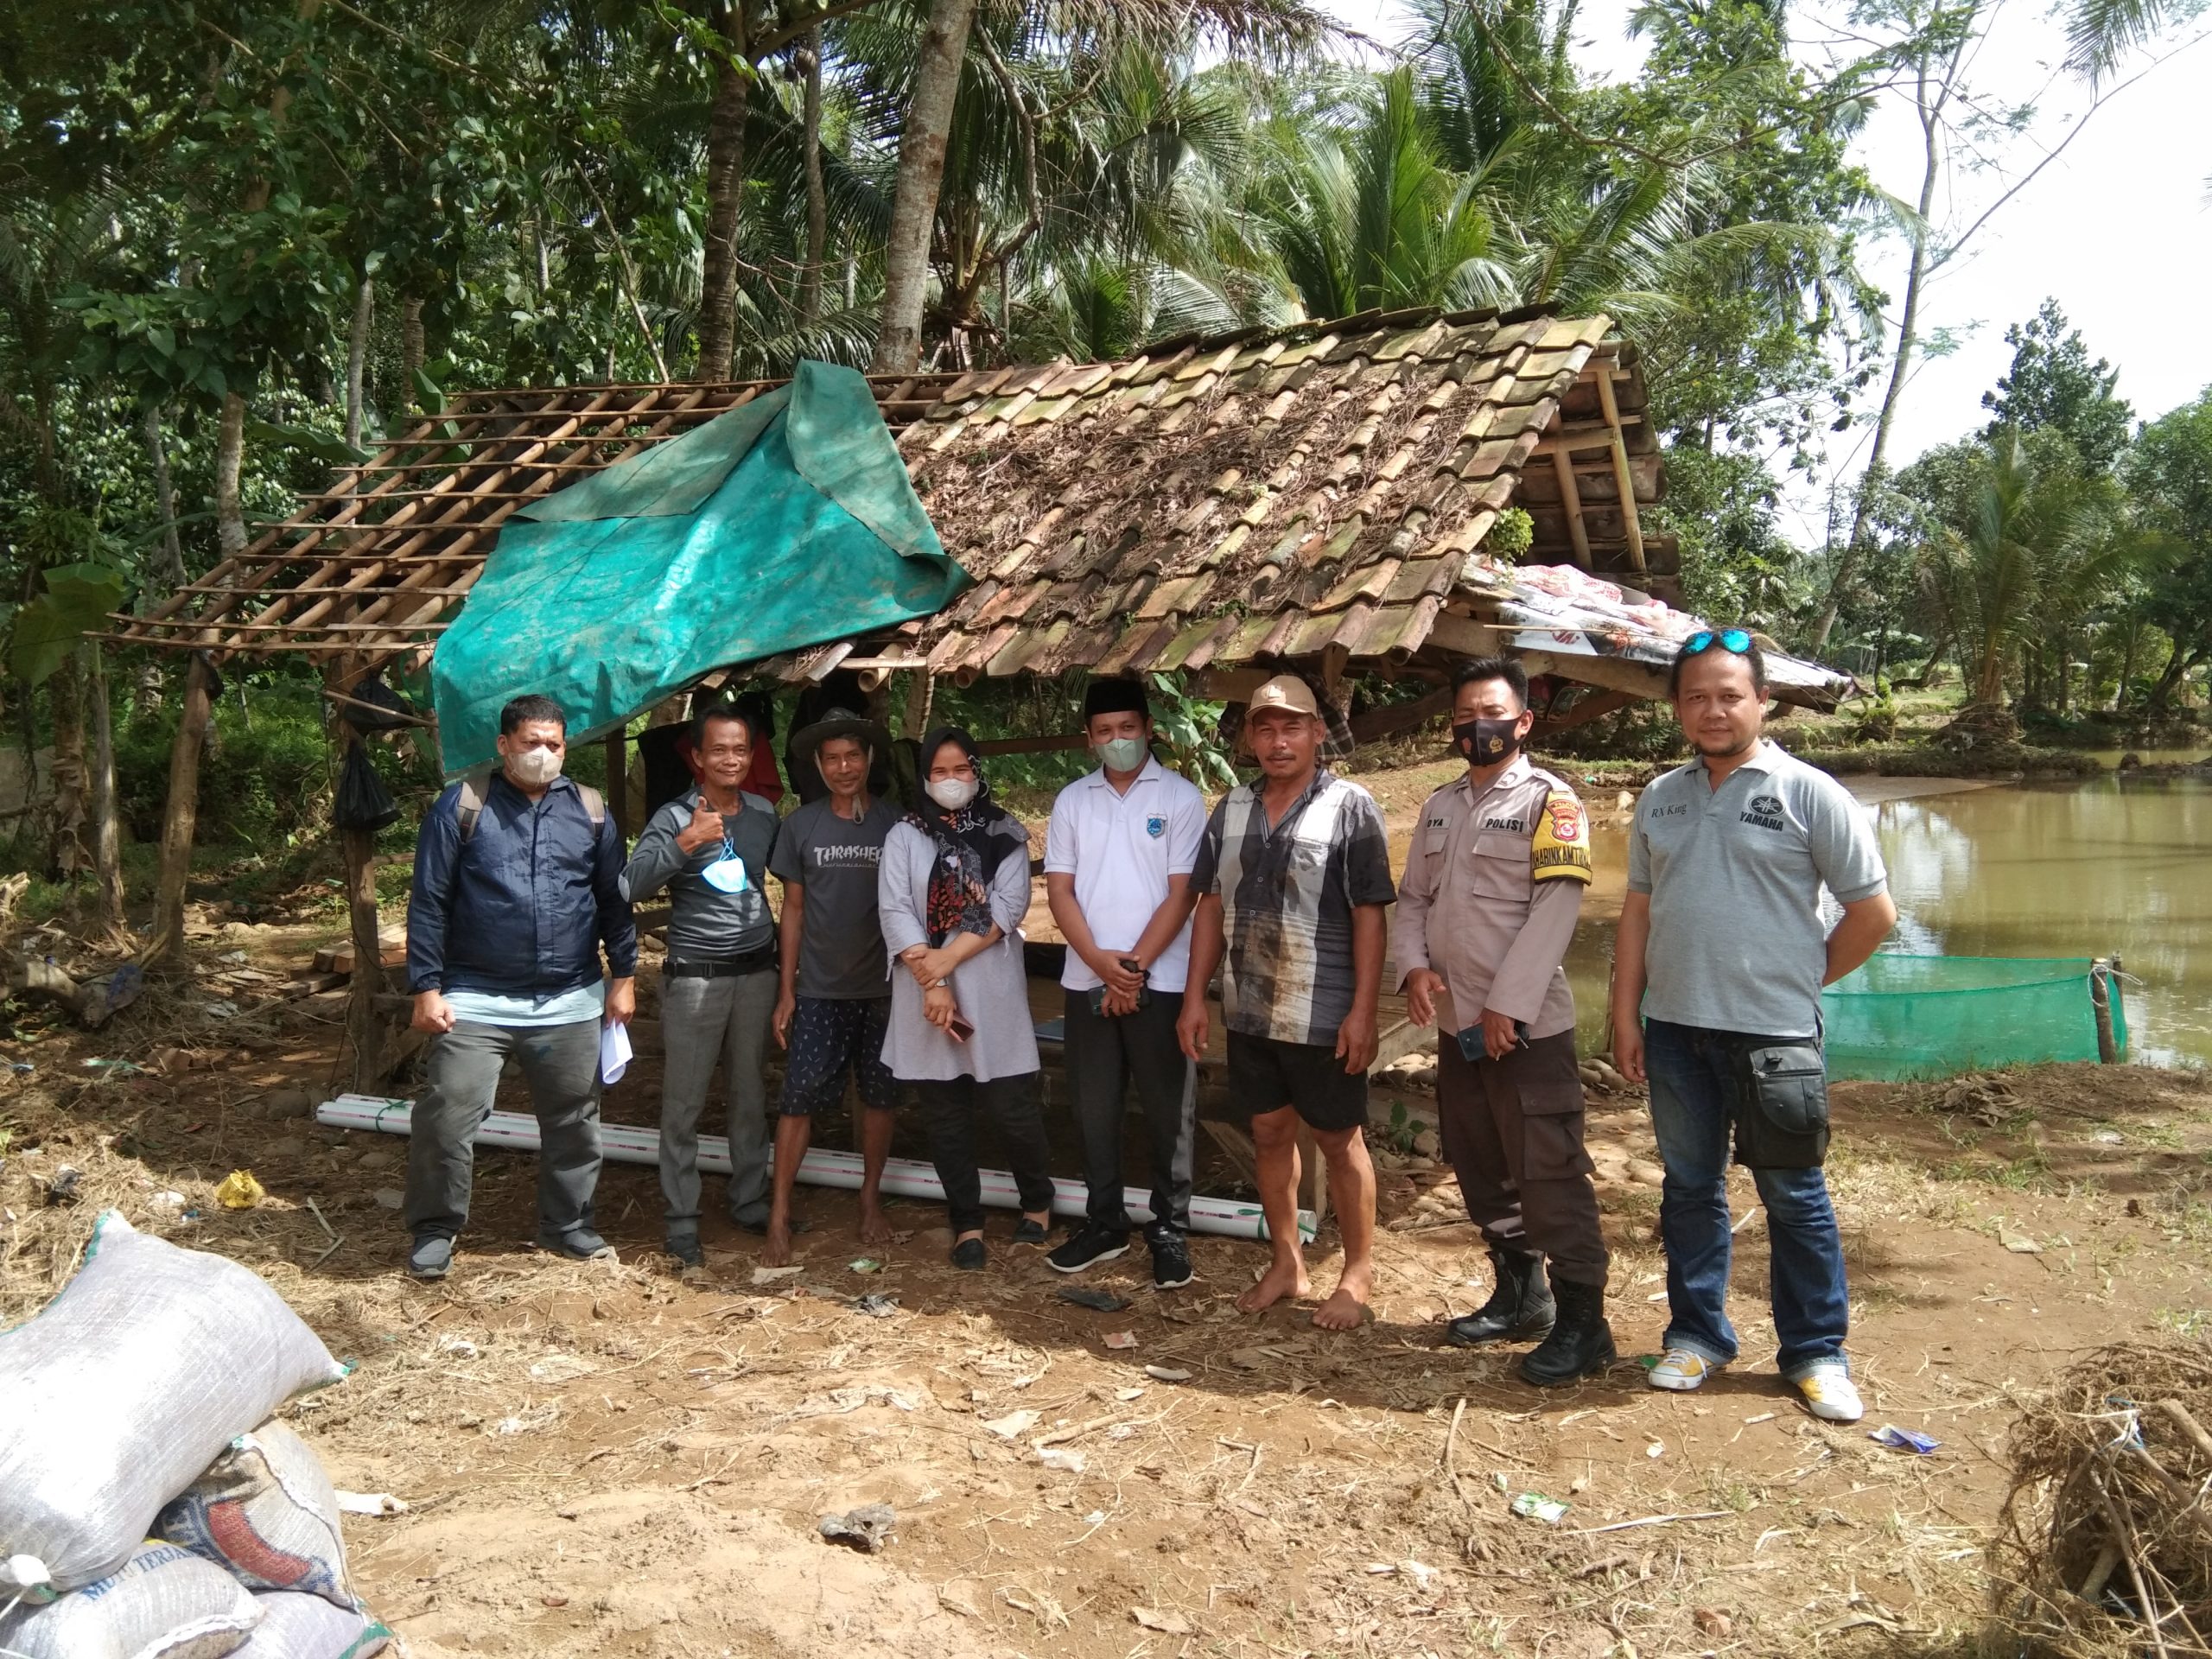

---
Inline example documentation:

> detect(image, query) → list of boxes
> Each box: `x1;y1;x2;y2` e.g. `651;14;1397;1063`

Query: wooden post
1548;448;1594;569
900;669;936;740
602;730;630;842
86;643;125;934
2089;957;2120;1065
329;664;389;1089
152;652;217;968
1592;369;1647;575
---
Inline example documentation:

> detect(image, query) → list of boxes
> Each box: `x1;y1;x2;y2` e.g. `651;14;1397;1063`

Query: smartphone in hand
948;1012;976;1044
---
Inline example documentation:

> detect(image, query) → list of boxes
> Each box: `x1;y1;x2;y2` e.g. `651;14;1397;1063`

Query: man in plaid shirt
1179;675;1395;1329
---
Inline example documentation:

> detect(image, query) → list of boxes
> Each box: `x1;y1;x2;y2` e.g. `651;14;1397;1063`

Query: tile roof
98;308;1857;710
880;307;1667;683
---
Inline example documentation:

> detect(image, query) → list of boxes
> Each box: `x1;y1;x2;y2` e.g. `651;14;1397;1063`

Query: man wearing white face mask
404;694;637;1281
621;701;781;1267
1042;677;1206;1290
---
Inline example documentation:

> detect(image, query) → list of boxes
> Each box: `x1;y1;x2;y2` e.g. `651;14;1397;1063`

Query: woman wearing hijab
878;728;1053;1268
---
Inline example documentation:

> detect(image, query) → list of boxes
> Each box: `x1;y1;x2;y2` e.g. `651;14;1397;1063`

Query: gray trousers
404;1017;602;1243
659;969;776;1234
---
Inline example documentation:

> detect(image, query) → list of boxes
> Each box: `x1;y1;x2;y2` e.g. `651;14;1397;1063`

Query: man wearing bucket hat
762;707;903;1267
622;700;783;1267
1178;672;1395;1330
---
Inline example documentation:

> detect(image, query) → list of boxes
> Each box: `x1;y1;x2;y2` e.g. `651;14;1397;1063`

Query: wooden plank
1201;1120;1261;1191
1370;1017;1433;1072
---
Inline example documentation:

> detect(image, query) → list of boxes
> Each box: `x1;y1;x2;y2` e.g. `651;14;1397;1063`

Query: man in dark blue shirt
404;694;638;1280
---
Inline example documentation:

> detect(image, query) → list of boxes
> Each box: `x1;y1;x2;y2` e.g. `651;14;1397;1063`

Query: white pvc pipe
318;1095;1313;1241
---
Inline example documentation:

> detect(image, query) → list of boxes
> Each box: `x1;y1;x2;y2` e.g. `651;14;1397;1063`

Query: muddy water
1561;774;2212;1066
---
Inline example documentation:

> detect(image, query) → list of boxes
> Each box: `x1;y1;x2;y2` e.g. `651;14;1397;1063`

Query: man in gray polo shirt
1611;630;1896;1422
622;702;781;1267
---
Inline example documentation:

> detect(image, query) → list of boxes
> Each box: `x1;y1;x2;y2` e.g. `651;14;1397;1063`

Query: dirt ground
7;771;2212;1658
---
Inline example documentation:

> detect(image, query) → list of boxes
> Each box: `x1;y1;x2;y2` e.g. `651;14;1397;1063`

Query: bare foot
761;1219;793;1268
1236;1254;1312;1314
857;1198;892;1249
1312;1267;1372;1331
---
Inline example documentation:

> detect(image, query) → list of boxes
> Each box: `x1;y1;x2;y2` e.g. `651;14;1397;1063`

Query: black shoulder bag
1729;1038;1832;1169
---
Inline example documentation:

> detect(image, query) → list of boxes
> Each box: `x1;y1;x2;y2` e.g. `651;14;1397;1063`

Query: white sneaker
1648;1348;1719;1391
1795;1360;1864;1422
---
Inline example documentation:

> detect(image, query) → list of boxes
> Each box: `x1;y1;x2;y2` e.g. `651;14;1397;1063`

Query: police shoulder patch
1530;789;1593;884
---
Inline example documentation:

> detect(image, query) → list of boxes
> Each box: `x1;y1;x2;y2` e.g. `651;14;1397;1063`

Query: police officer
1393;656;1614;1386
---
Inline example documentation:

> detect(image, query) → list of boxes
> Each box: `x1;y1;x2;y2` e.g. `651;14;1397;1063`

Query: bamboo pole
1548;448;1594;569
1592;370;1647;575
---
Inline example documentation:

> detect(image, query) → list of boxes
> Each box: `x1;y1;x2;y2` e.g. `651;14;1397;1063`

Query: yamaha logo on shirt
1741;793;1787;830
1146;815;1166;839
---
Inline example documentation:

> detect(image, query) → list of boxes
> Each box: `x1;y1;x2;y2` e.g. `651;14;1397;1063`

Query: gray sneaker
407;1235;454;1281
537;1227;615;1262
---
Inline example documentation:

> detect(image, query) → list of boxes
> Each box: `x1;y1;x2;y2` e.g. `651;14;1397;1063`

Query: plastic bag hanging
334;739;400;834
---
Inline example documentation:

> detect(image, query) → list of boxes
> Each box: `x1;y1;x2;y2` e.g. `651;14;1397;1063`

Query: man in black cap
1043;677;1207;1290
764;708;903;1266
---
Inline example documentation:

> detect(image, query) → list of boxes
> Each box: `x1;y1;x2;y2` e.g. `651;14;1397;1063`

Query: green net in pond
1820;954;2124;1081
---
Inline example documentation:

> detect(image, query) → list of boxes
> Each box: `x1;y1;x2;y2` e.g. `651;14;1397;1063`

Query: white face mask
507;745;562;786
1094;735;1147;772
926;776;978;811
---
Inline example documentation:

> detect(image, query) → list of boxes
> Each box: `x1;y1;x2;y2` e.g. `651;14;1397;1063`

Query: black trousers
909;1073;1054;1234
1436;1028;1610;1287
1064;989;1196;1237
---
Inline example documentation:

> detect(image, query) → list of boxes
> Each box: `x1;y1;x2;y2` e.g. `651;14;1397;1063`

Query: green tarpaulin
431;360;969;772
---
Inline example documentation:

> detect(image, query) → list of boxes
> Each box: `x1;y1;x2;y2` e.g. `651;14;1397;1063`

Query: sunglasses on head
1683;628;1753;656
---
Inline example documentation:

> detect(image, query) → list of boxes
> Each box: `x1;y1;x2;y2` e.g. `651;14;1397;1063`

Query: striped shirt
1190;769;1396;1045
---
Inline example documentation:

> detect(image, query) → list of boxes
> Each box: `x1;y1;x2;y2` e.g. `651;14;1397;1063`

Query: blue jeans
1643;1019;1848;1379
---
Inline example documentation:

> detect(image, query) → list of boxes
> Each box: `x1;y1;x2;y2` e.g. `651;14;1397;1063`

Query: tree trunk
799;27;827;328
153;652;217;968
696;7;753;382
2113;620;2139;711
143;404;187;590
214;390;249;557
345;269;373;451
400;296;425;409
1809;57;1943;650
46;658;89;878
871;0;977;374
87;644;125;931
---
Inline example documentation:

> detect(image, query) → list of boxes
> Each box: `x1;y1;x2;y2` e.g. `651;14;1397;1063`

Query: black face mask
1453;716;1523;766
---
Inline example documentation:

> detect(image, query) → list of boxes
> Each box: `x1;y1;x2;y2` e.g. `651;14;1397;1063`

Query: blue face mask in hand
700;838;749;893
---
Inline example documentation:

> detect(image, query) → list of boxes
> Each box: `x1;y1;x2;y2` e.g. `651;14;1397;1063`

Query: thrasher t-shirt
770;795;902;999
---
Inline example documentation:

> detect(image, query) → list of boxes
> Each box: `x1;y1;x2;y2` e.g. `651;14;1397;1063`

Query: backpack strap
454;771;491;842
454;772;605;842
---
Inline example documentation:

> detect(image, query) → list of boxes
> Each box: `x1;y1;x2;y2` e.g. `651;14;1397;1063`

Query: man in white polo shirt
1612;629;1896;1423
1043;677;1208;1291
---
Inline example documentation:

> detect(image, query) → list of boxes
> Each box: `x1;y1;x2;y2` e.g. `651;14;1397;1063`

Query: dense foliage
0;0;2201;890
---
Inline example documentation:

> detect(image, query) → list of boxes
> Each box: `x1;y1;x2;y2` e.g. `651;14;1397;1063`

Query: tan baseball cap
1247;673;1320;717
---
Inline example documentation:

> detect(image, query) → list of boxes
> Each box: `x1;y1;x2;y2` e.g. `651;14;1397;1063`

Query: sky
1314;0;2212;543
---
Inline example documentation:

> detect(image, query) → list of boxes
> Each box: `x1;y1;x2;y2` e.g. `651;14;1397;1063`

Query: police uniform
1392;754;1607;1287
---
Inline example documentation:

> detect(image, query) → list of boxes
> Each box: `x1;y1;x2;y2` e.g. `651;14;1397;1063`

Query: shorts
779;995;898;1117
1226;1028;1369;1132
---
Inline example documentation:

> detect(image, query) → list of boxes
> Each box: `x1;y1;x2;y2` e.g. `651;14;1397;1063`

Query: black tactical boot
1520;1275;1618;1387
1444;1249;1554;1346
